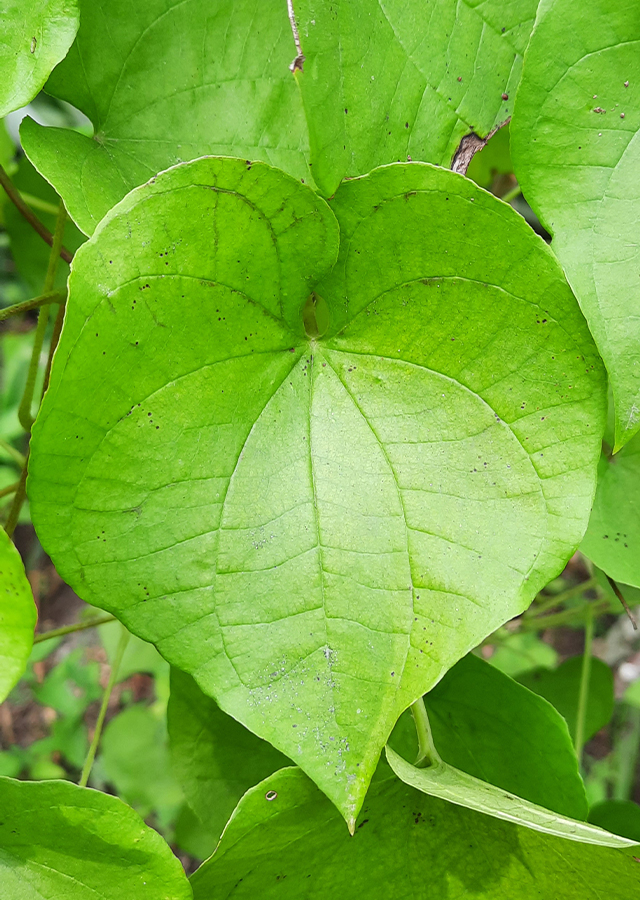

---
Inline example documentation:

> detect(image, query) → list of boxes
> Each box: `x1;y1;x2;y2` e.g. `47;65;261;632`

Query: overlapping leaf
168;669;289;843
581;433;640;587
292;0;539;194
190;767;640;899
511;0;640;449
0;529;36;703
21;0;311;234
0;777;192;898
0;0;79;118
29;157;605;826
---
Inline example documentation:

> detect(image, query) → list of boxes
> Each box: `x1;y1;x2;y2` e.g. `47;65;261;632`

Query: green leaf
191;767;640;899
581;436;640;588
589;801;640;843
0;529;36;703
4;156;85;292
0;776;192;898
518;656;615;743
21;0;310;235
0;0;79;119
28;158;605;826
101;618;169;683
488;631;558;677
292;0;538;195
98;703;184;828
168;668;289;843
387;746;633;848
511;0;640;449
423;653;588;819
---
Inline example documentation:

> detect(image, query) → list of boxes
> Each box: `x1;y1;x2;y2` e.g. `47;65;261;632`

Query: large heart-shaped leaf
0;0;79;118
292;0;539;194
28;157;605;826
581;434;640;588
21;0;310;234
0;777;192;898
190;767;640;899
511;0;640;449
0;529;36;703
168;668;289;843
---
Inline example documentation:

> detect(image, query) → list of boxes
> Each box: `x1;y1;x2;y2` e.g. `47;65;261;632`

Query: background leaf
511;0;640;449
518;655;615;743
0;776;192;898
0;0;79;118
168;669;289;843
292;0;538;194
0;529;36;703
191;766;640;899
589;800;640;843
22;0;310;234
581;435;640;588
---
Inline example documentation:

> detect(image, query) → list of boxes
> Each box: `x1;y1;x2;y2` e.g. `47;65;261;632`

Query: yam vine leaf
190;768;640;900
581;433;640;588
0;529;37;704
28;156;605;827
0;777;192;898
291;0;539;195
21;0;311;235
511;0;640;450
0;0;79;118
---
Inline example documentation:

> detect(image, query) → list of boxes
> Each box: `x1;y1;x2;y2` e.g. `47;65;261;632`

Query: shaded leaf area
292;0;538;194
0;529;36;704
511;0;640;449
387;747;631;848
519;655;614;743
0;777;192;898
581;433;640;588
589;800;640;842
168;669;289;844
190;767;640;899
22;0;311;234
4;156;85;292
28;158;605;825
0;0;79;118
414;653;587;818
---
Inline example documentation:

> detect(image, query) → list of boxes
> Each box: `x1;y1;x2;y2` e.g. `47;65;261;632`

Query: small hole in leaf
265;790;278;801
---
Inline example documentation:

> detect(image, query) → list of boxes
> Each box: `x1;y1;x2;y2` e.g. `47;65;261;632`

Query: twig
79;625;130;788
575;606;594;763
606;575;638;629
0;481;19;499
0;291;65;323
34;614;117;644
287;0;305;71
4;448;28;537
0;163;73;265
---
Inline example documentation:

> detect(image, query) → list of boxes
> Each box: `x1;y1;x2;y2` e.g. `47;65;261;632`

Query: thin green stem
0;438;25;467
526;577;598;618
18;203;67;431
4;449;28;537
410;697;441;768
79;625;130;788
0;481;19;499
575;605;595;763
501;184;522;203
18;191;61;217
613;706;640;801
520;599;608;632
0;291;65;323
34;614;117;644
0;163;73;264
